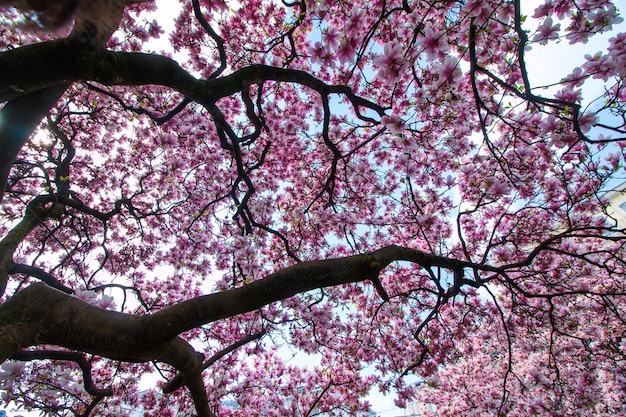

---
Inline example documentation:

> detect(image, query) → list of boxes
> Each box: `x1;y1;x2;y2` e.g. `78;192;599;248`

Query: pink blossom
308;41;336;68
533;1;554;18
604;152;621;170
0;361;25;379
577;112;597;133
563;67;585;88
566;28;592;44
337;37;357;64
148;19;163;39
443;175;455;187
381;115;404;134
308;41;326;66
421;25;448;59
555;87;582;103
373;42;405;81
540;115;562;135
582;52;613;80
533;17;561;44
462;0;494;25
346;6;366;31
436;56;462;81
485;176;510;196
2;2;626;417
322;26;341;50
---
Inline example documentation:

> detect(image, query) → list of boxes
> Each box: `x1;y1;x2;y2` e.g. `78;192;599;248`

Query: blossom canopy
0;0;625;416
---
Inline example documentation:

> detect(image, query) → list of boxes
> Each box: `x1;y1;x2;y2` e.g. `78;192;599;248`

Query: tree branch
163;330;266;394
0;41;385;117
10;349;113;396
0;244;481;360
0;83;70;201
0;245;492;416
9;263;74;294
0;196;56;295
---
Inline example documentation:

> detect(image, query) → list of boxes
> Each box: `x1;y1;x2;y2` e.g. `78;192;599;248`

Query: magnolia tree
0;0;625;415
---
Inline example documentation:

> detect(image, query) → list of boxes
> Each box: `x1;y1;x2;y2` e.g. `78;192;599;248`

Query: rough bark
0;249;377;363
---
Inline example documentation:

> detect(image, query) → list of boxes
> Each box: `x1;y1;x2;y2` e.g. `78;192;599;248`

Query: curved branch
0;0;144;201
0;196;56;295
191;0;227;79
10;349;113;396
0;245;489;415
0;245;466;361
0;41;386;118
78;394;106;417
85;82;192;125
9;263;74;294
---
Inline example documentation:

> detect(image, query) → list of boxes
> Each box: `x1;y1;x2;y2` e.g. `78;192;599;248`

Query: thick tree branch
0;247;397;416
0;40;384;205
78;394;105;417
0;83;70;201
0;244;478;362
1;243;501;364
0;240;613;415
0;0;146;202
0;41;385;117
0;252;373;364
0;283;209;414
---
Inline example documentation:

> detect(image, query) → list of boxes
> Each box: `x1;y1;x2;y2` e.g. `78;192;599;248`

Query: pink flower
308;41;326;66
97;294;117;310
485;176;510;196
308;41;336;68
373;43;405;81
566;29;592;44
604;152;621;170
437;56;462;81
0;361;25;379
582;52;612;80
555;87;582;103
394;397;407;408
564;67;585;88
322;26;340;50
337;37;356;64
577;112;597;133
540;115;561;135
346;6;365;31
608;32;626;53
421;25;448;59
462;0;493;24
533;1;554;18
149;19;163;38
381;115;404;134
533;17;561;44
